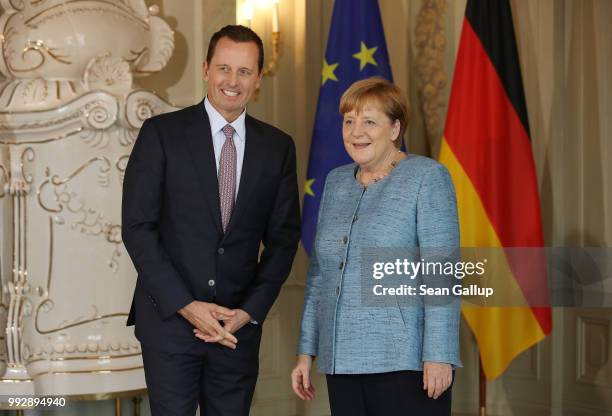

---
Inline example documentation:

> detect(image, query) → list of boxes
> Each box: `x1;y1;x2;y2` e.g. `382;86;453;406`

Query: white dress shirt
204;98;258;324
204;97;246;198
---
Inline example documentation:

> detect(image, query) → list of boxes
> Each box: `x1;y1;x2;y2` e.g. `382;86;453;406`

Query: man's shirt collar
204;96;246;141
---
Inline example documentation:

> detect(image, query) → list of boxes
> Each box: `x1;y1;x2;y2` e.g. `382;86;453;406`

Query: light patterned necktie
219;124;236;232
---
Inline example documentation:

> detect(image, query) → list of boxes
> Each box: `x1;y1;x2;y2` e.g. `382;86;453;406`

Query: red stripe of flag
444;19;551;332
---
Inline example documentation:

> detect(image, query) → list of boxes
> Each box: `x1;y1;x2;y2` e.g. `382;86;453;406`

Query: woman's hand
291;355;316;400
423;361;453;399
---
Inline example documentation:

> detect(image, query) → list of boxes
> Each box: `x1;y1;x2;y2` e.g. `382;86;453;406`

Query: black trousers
141;324;262;416
326;370;453;416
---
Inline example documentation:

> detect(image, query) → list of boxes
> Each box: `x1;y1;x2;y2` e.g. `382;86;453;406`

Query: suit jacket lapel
183;101;223;235
224;114;265;237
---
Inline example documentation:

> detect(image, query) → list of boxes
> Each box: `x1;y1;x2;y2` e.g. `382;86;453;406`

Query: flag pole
479;354;486;416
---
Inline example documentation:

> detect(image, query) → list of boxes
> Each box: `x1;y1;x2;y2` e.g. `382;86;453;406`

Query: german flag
439;0;552;379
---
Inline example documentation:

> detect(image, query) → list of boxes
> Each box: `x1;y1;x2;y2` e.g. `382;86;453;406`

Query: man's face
204;37;262;122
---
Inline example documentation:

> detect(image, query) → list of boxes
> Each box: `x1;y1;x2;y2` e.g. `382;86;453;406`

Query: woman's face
342;102;400;170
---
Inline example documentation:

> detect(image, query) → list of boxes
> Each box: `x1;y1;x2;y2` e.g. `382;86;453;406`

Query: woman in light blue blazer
291;78;461;416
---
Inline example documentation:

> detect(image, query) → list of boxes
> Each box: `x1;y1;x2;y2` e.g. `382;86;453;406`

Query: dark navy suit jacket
122;101;300;353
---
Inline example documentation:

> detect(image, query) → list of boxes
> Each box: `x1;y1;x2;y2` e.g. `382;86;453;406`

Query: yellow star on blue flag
302;0;393;254
352;41;378;70
321;60;339;85
304;178;315;197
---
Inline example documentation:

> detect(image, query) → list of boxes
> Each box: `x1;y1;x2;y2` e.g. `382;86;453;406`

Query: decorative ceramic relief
414;0;448;148
0;0;173;110
0;0;178;397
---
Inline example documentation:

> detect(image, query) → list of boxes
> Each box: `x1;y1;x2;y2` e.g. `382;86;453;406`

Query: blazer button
339;261;344;270
336;286;340;295
208;279;215;287
217;248;225;255
342;236;348;244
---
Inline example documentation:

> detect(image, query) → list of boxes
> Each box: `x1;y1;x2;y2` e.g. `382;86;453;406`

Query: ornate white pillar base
0;0;179;398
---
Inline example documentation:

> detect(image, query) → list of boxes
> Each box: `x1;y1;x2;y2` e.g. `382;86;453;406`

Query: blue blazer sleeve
416;164;462;367
296;177;330;357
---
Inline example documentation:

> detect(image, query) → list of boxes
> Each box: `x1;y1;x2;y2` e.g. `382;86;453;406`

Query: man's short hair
206;25;264;73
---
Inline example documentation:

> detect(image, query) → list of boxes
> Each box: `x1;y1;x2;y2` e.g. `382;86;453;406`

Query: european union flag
301;0;393;254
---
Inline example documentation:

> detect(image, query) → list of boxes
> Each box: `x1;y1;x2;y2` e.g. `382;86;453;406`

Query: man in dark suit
122;25;301;416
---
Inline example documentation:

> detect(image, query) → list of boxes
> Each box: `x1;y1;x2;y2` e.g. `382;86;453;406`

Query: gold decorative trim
0;128;83;145
23;40;71;67
36;178;60;213
30;364;143;380
52;156;109;186
25;351;142;366
27;40;72;64
1;98;116;134
25;0;149;30
4;144;34;368
0;80;16;99
38;156;111;210
0;12;19;78
4;27;72;74
68;388;147;402
34;306;128;335
34;155;128;333
37;156;125;279
5;78;19;107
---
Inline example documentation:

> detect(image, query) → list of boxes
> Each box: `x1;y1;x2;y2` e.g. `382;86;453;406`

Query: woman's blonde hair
339;77;410;148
